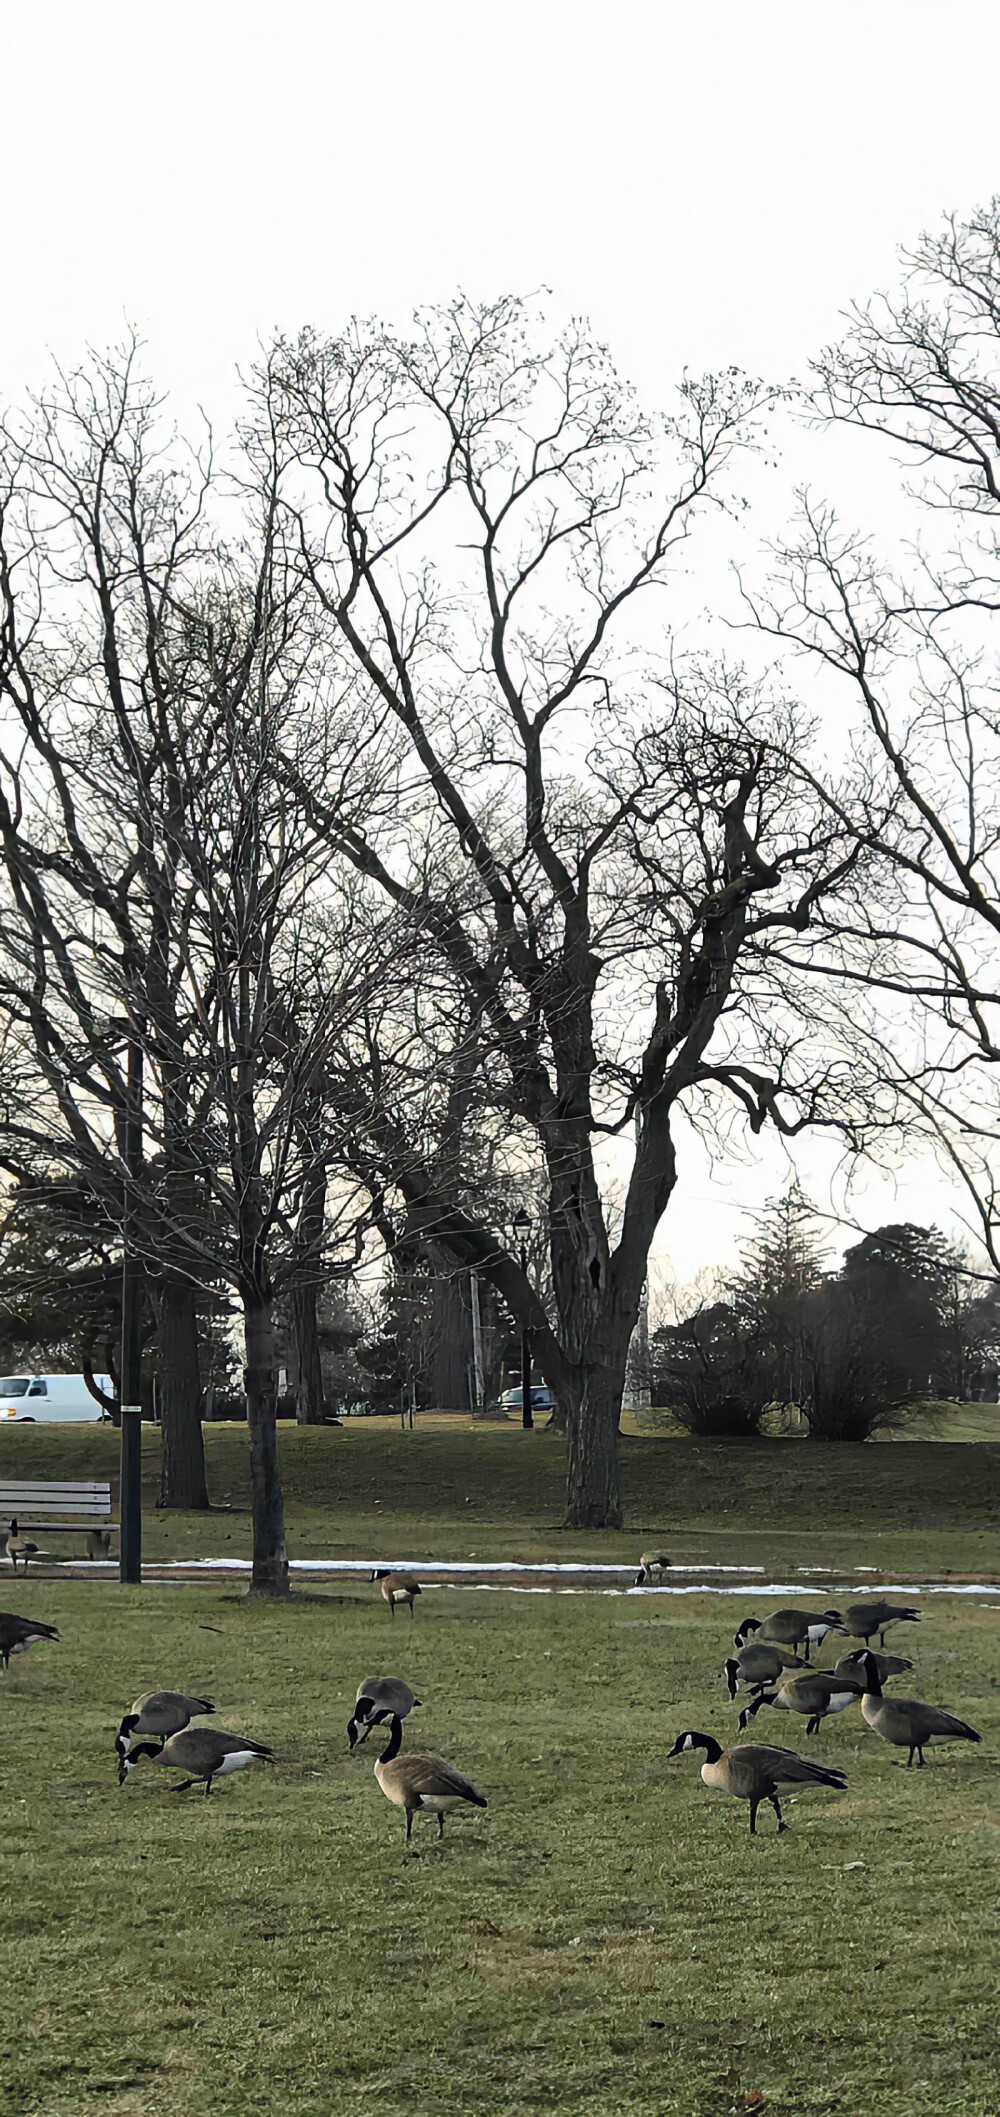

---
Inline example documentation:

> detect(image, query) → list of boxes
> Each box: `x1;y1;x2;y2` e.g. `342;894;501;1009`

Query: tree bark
292;1281;328;1424
157;1277;210;1509
563;1364;625;1528
243;1289;289;1595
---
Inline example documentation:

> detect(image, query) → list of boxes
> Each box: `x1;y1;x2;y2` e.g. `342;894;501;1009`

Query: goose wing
0;1612;59;1642
162;1728;273;1768
736;1743;847;1789
402;1753;487;1804
912;1703;981;1741
357;1678;418;1714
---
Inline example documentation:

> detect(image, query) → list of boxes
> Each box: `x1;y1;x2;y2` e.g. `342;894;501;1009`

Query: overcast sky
5;0;1000;1285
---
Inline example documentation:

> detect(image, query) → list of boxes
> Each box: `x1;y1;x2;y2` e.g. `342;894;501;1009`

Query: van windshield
0;1379;29;1396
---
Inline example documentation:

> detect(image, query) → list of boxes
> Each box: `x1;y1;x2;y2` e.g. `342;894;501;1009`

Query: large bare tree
261;298;877;1526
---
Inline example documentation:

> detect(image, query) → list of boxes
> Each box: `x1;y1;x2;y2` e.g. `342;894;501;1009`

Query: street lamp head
512;1207;531;1237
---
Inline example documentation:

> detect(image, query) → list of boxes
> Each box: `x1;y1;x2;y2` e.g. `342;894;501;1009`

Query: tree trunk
430;1270;472;1409
157;1278;210;1508
243;1289;289;1595
563;1364;625;1529
292;1281;328;1424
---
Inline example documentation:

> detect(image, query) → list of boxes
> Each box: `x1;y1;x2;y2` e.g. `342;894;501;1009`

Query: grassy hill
0;1419;997;1575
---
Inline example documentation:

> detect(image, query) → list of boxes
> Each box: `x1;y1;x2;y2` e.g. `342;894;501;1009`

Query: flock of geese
0;1554;985;1844
658;1573;983;1835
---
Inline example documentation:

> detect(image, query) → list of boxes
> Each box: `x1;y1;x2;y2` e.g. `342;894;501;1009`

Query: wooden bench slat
0;1481;111;1491
0;1481;112;1498
0;1492;112;1503
11;1521;119;1533
0;1491;112;1502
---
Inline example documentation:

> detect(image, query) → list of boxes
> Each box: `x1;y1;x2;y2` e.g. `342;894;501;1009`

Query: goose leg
172;1778;196;1793
806;1715;819;1735
769;1794;786;1834
405;1808;414;1843
915;1746;925;1768
748;1799;759;1836
408;1601;414;1619
204;1776;214;1796
437;1815;445;1840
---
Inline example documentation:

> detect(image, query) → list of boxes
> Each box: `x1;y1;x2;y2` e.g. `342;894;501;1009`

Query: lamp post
512;1207;533;1430
119;1029;143;1585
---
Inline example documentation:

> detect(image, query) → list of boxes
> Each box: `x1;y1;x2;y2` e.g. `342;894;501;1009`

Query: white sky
5;0;1000;1282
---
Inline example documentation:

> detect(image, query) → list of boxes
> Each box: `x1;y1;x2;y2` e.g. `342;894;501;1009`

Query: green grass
2;1575;999;2116
0;1419;997;1577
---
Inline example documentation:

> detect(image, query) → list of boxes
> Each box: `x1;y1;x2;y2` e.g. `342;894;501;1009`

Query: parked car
0;1374;112;1423
499;1385;557;1416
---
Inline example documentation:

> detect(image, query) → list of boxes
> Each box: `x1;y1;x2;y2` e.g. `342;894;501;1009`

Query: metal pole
119;1033;143;1585
520;1240;533;1430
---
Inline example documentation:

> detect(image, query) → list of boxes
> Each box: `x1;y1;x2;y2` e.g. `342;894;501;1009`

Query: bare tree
0;344;386;1586
260;297;878;1526
749;202;1000;1267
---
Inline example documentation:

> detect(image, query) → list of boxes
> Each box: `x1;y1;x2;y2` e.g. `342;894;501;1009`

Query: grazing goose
120;1726;273;1795
842;1600;920;1648
724;1644;806;1699
738;1668;863;1736
857;1650;981;1767
86;1529;112;1561
733;1608;845;1663
0;1611;60;1671
373;1712;487;1844
116;1691;217;1777
667;1729;847;1835
6;1521;41;1573
348;1678;422;1750
634;1550;671;1586
371;1570;421;1618
834;1648;914;1686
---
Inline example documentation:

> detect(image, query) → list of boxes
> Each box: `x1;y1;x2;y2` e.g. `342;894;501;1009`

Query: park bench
0;1480;115;1545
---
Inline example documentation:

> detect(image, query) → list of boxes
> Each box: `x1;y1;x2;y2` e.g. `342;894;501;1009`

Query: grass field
2;1576;999;2116
1;1424;999;2115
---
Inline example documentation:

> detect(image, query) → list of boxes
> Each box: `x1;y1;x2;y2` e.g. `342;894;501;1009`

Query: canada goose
120;1726;273;1795
86;1529;112;1561
857;1650;981;1768
724;1644;806;1699
733;1608;845;1663
373;1712;487;1844
0;1611;60;1671
6;1521;40;1573
116;1690;217;1776
667;1730;847;1835
348;1677;422;1750
834;1649;914;1685
371;1570;421;1618
634;1550;671;1586
738;1669;863;1737
842;1600;921;1648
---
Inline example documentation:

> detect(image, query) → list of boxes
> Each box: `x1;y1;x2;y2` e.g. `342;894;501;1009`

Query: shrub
649;1304;772;1439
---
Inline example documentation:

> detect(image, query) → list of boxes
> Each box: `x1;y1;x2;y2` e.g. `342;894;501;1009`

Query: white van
0;1375;113;1423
